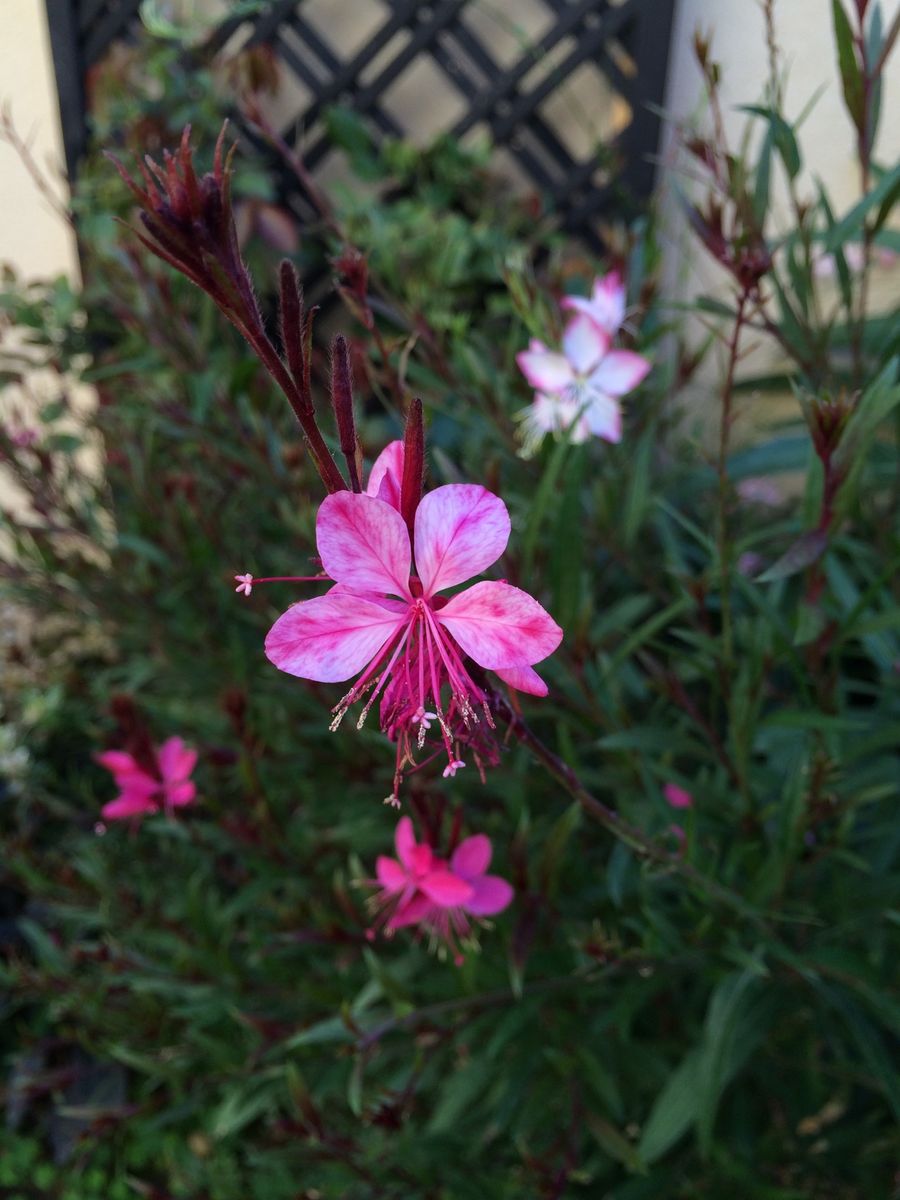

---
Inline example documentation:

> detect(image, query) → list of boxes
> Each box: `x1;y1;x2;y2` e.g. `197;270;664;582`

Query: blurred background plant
0;2;898;1196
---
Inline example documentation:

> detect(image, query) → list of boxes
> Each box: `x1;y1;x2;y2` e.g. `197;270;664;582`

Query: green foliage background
1;11;899;1198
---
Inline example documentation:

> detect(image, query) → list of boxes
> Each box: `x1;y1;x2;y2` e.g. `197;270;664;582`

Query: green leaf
585;1112;646;1173
831;0;865;128
757;530;828;582
696;969;762;1155
824;161;900;250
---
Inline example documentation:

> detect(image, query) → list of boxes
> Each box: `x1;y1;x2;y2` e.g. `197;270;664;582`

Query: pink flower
369;818;513;961
516;314;650;446
663;782;693;810
265;481;562;796
97;736;197;821
560;271;626;335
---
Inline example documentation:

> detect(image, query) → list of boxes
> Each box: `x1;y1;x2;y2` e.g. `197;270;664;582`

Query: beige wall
0;0;77;281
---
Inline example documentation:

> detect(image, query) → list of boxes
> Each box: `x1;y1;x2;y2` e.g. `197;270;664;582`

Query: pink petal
157;737;197;785
96;750;139;775
420;869;474;907
388;893;432;929
414;485;511;596
451;834;492;879
516;348;573;393
264;589;406;682
464;875;513;916
165;781;196;808
589;349;651;397
376;855;407;892
493;662;549;696
394;815;417;869
562;315;608;374
663;783;694;809
366;440;404;509
316;491;411;598
583;393;623;444
101;792;159;820
438;581;562;670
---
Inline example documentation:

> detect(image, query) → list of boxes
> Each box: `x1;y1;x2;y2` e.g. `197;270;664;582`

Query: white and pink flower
517;313;650;451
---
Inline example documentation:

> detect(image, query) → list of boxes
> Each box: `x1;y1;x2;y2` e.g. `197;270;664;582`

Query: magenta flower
264;481;561;799
560;271;626;335
517;314;650;448
368;817;513;961
663;782;694;810
97;736;197;821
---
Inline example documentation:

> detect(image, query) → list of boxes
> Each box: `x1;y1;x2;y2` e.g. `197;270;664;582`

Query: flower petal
493;662;549;697
420;870;474;907
663;783;694;810
414;485;510;596
376;855;407;892
589;349;650;396
366;440;404;509
438;581;562;669
464;875;514;916
265;589;406;682
165;781;196;808
583;392;622;443
394;815;416;869
157;737;197;785
562;272;626;333
388;893;432;929
317;491;411;598
516;347;573;393
102;792;159;820
96;750;139;775
451;834;492;879
562;314;608;374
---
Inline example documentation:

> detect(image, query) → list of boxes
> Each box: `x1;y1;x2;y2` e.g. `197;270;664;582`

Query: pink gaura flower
517;314;651;447
560;271;626;335
368;817;513;961
97;736;197;821
265;477;562;797
663;782;693;810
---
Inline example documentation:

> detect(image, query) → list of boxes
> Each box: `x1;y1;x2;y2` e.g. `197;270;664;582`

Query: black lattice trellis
45;0;676;253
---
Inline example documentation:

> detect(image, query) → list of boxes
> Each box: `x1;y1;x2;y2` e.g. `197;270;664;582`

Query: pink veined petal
562;314;608;374
376;855;408;892
588;349;651;397
583;392;622;444
493;662;549;697
394;815;417;869
420;869;474;907
414;485;511;597
157;737;197;785
96;750;139;775
366;440;405;509
450;834;492;879
388;892;433;929
316;491;412;598
464;875;514;916
265;589;407;683
102;792;159;820
516;347;574;393
437;581;563;670
164;781;196;808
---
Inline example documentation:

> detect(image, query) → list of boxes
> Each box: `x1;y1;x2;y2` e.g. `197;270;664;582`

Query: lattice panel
47;0;675;252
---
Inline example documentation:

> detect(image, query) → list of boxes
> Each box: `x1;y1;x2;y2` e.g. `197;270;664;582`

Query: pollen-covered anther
442;759;466;779
383;793;401;808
